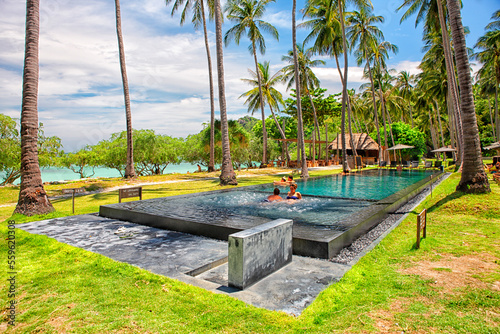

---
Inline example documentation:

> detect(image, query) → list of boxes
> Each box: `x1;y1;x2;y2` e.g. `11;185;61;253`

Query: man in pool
287;183;302;200
266;188;283;202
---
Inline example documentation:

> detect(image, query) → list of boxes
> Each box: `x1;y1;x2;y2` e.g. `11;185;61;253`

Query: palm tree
281;43;325;164
348;6;384;162
14;0;55;215
114;0;136;178
292;0;308;177
224;0;279;166
396;70;415;126
165;0;217;172
446;0;489;193
474;23;500;141
214;0;237;185
398;0;463;164
240;61;290;162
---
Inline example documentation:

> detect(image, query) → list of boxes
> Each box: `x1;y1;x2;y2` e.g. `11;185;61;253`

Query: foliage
61;146;99;179
389;121;427;160
283;88;342;126
0;114;63;185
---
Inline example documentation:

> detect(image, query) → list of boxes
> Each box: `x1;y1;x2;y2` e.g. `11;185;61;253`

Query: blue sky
0;0;497;151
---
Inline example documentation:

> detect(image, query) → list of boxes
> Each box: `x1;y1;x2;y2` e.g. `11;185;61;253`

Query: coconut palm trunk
365;61;383;162
115;0;136;178
293;0;308;177
338;1;349;173
215;0;237;185
15;0;54;216
200;0;216;173
437;0;463;164
447;0;490;193
251;41;268;166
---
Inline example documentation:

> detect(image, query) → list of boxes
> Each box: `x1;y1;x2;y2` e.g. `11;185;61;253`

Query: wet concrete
17;214;348;315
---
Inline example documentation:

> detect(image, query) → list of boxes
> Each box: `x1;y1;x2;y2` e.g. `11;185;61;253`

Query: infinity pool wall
99;170;443;259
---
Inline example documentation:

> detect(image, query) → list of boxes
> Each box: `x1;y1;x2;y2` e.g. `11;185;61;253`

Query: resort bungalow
327;133;382;166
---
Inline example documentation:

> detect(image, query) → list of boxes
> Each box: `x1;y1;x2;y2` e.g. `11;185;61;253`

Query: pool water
262;169;434;201
119;169;435;229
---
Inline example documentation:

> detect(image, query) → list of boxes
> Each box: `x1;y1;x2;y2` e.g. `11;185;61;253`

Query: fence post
416;209;427;249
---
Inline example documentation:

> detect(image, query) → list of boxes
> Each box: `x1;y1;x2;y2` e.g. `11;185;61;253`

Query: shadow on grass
425;191;466;214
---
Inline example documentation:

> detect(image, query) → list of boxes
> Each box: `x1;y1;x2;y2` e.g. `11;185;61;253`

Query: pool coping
99;169;444;259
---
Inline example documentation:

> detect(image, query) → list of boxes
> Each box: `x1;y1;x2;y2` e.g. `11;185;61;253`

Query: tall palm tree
348;6;384;161
398;0;463;164
15;0;54;215
474;25;500;141
281;43;325;164
396;70;415;126
114;0;136;178
240;61;290;161
446;0;489;193
214;0;237;185
292;0;308;177
165;0;217;172
224;0;279;166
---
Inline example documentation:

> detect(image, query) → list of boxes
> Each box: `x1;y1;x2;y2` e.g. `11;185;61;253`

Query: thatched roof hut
328;133;380;158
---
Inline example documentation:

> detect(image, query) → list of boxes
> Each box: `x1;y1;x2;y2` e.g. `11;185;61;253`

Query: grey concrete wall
228;219;293;289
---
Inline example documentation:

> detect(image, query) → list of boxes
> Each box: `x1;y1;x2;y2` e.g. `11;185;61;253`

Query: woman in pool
286;183;302;200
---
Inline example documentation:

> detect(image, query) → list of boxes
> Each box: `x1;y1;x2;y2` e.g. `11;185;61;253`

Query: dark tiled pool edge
99;170;443;259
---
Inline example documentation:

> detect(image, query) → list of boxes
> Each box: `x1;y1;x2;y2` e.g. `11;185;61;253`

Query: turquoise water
2;163;204;185
259;169;435;201
135;169;435;228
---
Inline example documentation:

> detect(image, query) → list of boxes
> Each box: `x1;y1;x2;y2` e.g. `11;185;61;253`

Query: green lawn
1;170;499;333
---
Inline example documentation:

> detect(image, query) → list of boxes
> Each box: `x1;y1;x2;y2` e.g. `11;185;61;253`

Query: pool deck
99;170;444;259
17;172;449;315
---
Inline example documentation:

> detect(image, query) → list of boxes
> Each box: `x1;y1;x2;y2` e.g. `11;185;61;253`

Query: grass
1;168;499;333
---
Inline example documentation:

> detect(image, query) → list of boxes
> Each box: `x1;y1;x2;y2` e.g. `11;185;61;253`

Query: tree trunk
252;43;267;166
447;0;490;193
339;1;349;173
115;0;136;179
495;85;499;141
215;0;237;185
325;123;329;164
201;0;216;173
293;0;308;177
487;99;496;141
437;0;463;165
366;61;383;162
15;0;54;216
269;105;290;161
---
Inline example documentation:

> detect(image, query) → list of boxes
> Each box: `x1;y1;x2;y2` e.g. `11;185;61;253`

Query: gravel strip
330;173;450;264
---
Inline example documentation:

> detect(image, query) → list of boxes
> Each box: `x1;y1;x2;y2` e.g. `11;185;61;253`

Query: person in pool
286;183;302;200
266;188;283;202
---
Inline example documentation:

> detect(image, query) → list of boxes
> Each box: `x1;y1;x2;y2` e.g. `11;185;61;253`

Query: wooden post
62;188;86;214
416;209;427;249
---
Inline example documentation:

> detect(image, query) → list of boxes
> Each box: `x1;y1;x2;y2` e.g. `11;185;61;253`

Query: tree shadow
425;191;466;214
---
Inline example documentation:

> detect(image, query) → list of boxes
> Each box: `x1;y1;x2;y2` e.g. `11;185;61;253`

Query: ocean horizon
2;162;204;185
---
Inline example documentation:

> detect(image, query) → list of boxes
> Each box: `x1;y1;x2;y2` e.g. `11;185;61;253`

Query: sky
0;0;498;152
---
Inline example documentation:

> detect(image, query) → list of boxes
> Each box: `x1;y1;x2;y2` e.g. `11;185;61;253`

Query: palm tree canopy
347;6;384;65
223;0;279;55
281;43;325;92
240;61;284;114
165;0;215;28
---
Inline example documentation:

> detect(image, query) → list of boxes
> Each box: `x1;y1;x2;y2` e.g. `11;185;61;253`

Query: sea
2;162;205;185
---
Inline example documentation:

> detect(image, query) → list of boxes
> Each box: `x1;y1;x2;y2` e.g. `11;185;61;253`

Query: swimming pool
100;168;442;258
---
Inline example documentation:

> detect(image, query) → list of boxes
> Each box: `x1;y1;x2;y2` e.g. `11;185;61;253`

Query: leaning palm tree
165;0;217;172
114;0;136;178
446;0;490;193
240;61;290;161
14;0;55;215
214;0;237;185
224;0;279;166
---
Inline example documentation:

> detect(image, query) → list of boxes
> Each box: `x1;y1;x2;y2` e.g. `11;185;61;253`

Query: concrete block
228;219;293;289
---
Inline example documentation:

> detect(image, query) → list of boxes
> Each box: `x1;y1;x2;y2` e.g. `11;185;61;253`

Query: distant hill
237;115;260;133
